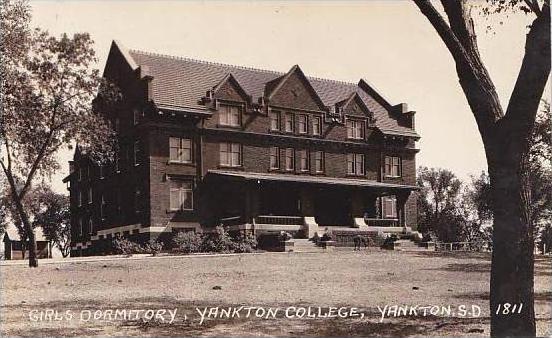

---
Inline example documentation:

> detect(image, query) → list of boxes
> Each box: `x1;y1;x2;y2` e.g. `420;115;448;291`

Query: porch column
244;181;260;225
396;192;410;227
299;187;318;238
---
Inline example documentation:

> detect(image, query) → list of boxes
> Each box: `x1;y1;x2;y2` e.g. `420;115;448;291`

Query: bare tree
412;0;550;336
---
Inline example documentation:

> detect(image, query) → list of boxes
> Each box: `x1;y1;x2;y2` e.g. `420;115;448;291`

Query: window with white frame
219;143;242;167
99;164;105;179
100;194;107;219
78;191;83;207
384;156;401;177
133;141;141;166
88;217;94;234
284;113;294;133
284;148;295;171
270;147;280;169
79;217;83;236
269;111;281;131
298;150;309;172
347;153;365;175
346;120;365;139
116;190;122;213
312;116;321;136
219;104;241;126
314;151;324;173
298;115;308;134
169;137;192;163
87;187;93;204
134;188;142;213
382;196;397;218
133;108;141;125
169;180;193;211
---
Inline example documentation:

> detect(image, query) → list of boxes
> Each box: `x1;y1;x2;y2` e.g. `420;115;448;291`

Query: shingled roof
114;42;418;138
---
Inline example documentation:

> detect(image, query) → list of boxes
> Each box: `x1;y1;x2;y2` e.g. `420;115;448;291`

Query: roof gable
266;65;326;111
211;73;251;103
337;92;373;119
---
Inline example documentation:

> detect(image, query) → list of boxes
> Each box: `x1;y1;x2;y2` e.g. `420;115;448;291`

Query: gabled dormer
264;65;326;112
336;92;376;125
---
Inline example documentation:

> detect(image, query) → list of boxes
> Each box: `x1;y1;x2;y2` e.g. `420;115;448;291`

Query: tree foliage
33;188;71;258
0;0;117;266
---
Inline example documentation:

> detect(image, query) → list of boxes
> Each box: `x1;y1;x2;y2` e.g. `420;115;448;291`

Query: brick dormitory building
65;41;420;256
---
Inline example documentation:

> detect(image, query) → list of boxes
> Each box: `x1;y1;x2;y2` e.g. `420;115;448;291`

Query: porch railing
364;218;399;227
255;215;303;226
220;216;243;227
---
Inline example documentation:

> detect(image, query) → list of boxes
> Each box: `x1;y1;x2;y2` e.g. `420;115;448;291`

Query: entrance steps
289;239;325;253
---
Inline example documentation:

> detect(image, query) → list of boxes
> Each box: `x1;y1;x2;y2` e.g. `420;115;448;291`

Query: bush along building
66;41;420;256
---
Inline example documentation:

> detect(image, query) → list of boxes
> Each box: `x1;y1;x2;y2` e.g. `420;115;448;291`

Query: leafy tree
412;0;549;335
33;188;71;258
0;0;116;267
417;166;464;242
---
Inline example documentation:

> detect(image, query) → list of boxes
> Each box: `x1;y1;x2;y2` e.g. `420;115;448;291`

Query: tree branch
524;0;542;15
504;2;551;142
413;0;504;143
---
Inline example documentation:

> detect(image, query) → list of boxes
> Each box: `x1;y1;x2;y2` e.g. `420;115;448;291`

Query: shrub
233;232;257;253
173;231;203;254
202;226;234;253
112;237;144;255
145;239;164;256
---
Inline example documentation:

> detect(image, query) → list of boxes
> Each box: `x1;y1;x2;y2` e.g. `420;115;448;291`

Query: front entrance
259;183;300;216
314;188;352;226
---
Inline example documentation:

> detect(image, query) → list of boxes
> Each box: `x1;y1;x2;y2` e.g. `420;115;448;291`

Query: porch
203;170;418;238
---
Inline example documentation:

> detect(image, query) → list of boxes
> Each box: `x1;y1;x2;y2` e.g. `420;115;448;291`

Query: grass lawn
1;249;550;337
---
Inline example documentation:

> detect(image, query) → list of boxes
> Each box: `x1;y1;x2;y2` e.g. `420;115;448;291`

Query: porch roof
206;170;419;191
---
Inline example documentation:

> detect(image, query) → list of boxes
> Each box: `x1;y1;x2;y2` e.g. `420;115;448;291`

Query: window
100;194;107;219
314;151;324;173
298;115;308;134
284;148;295;171
99;164;105;179
269;111;281;131
88;218;94;234
298;150;309;172
270;147;280;169
220;143;242;167
78;165;88;181
284;113;294;133
170;180;193;211
133;108;141;125
347;120;365;139
79;217;83;236
384;156;401;177
78;191;83;207
134;188;142;213
312;116;321;136
219;104;241;126
116;190;122;213
347;153;365;175
114;152;120;173
133;141;140;166
382;196;397;218
115;118;120;133
87;187;93;204
169;137;192;163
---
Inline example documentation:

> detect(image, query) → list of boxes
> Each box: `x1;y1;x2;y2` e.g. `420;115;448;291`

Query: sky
28;0;549;194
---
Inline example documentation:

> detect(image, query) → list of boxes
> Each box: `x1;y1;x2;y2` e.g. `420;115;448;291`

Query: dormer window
284;113;294;133
298;115;308;134
219;104;241;127
269;111;281;131
346;120;365;140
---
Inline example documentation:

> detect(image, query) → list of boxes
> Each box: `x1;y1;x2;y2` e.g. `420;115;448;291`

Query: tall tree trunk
12;193;38;267
488;136;535;336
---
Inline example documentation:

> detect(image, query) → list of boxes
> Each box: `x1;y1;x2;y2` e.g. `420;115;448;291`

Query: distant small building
2;227;52;260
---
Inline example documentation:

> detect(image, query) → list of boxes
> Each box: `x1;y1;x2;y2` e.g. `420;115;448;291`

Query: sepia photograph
0;0;550;337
